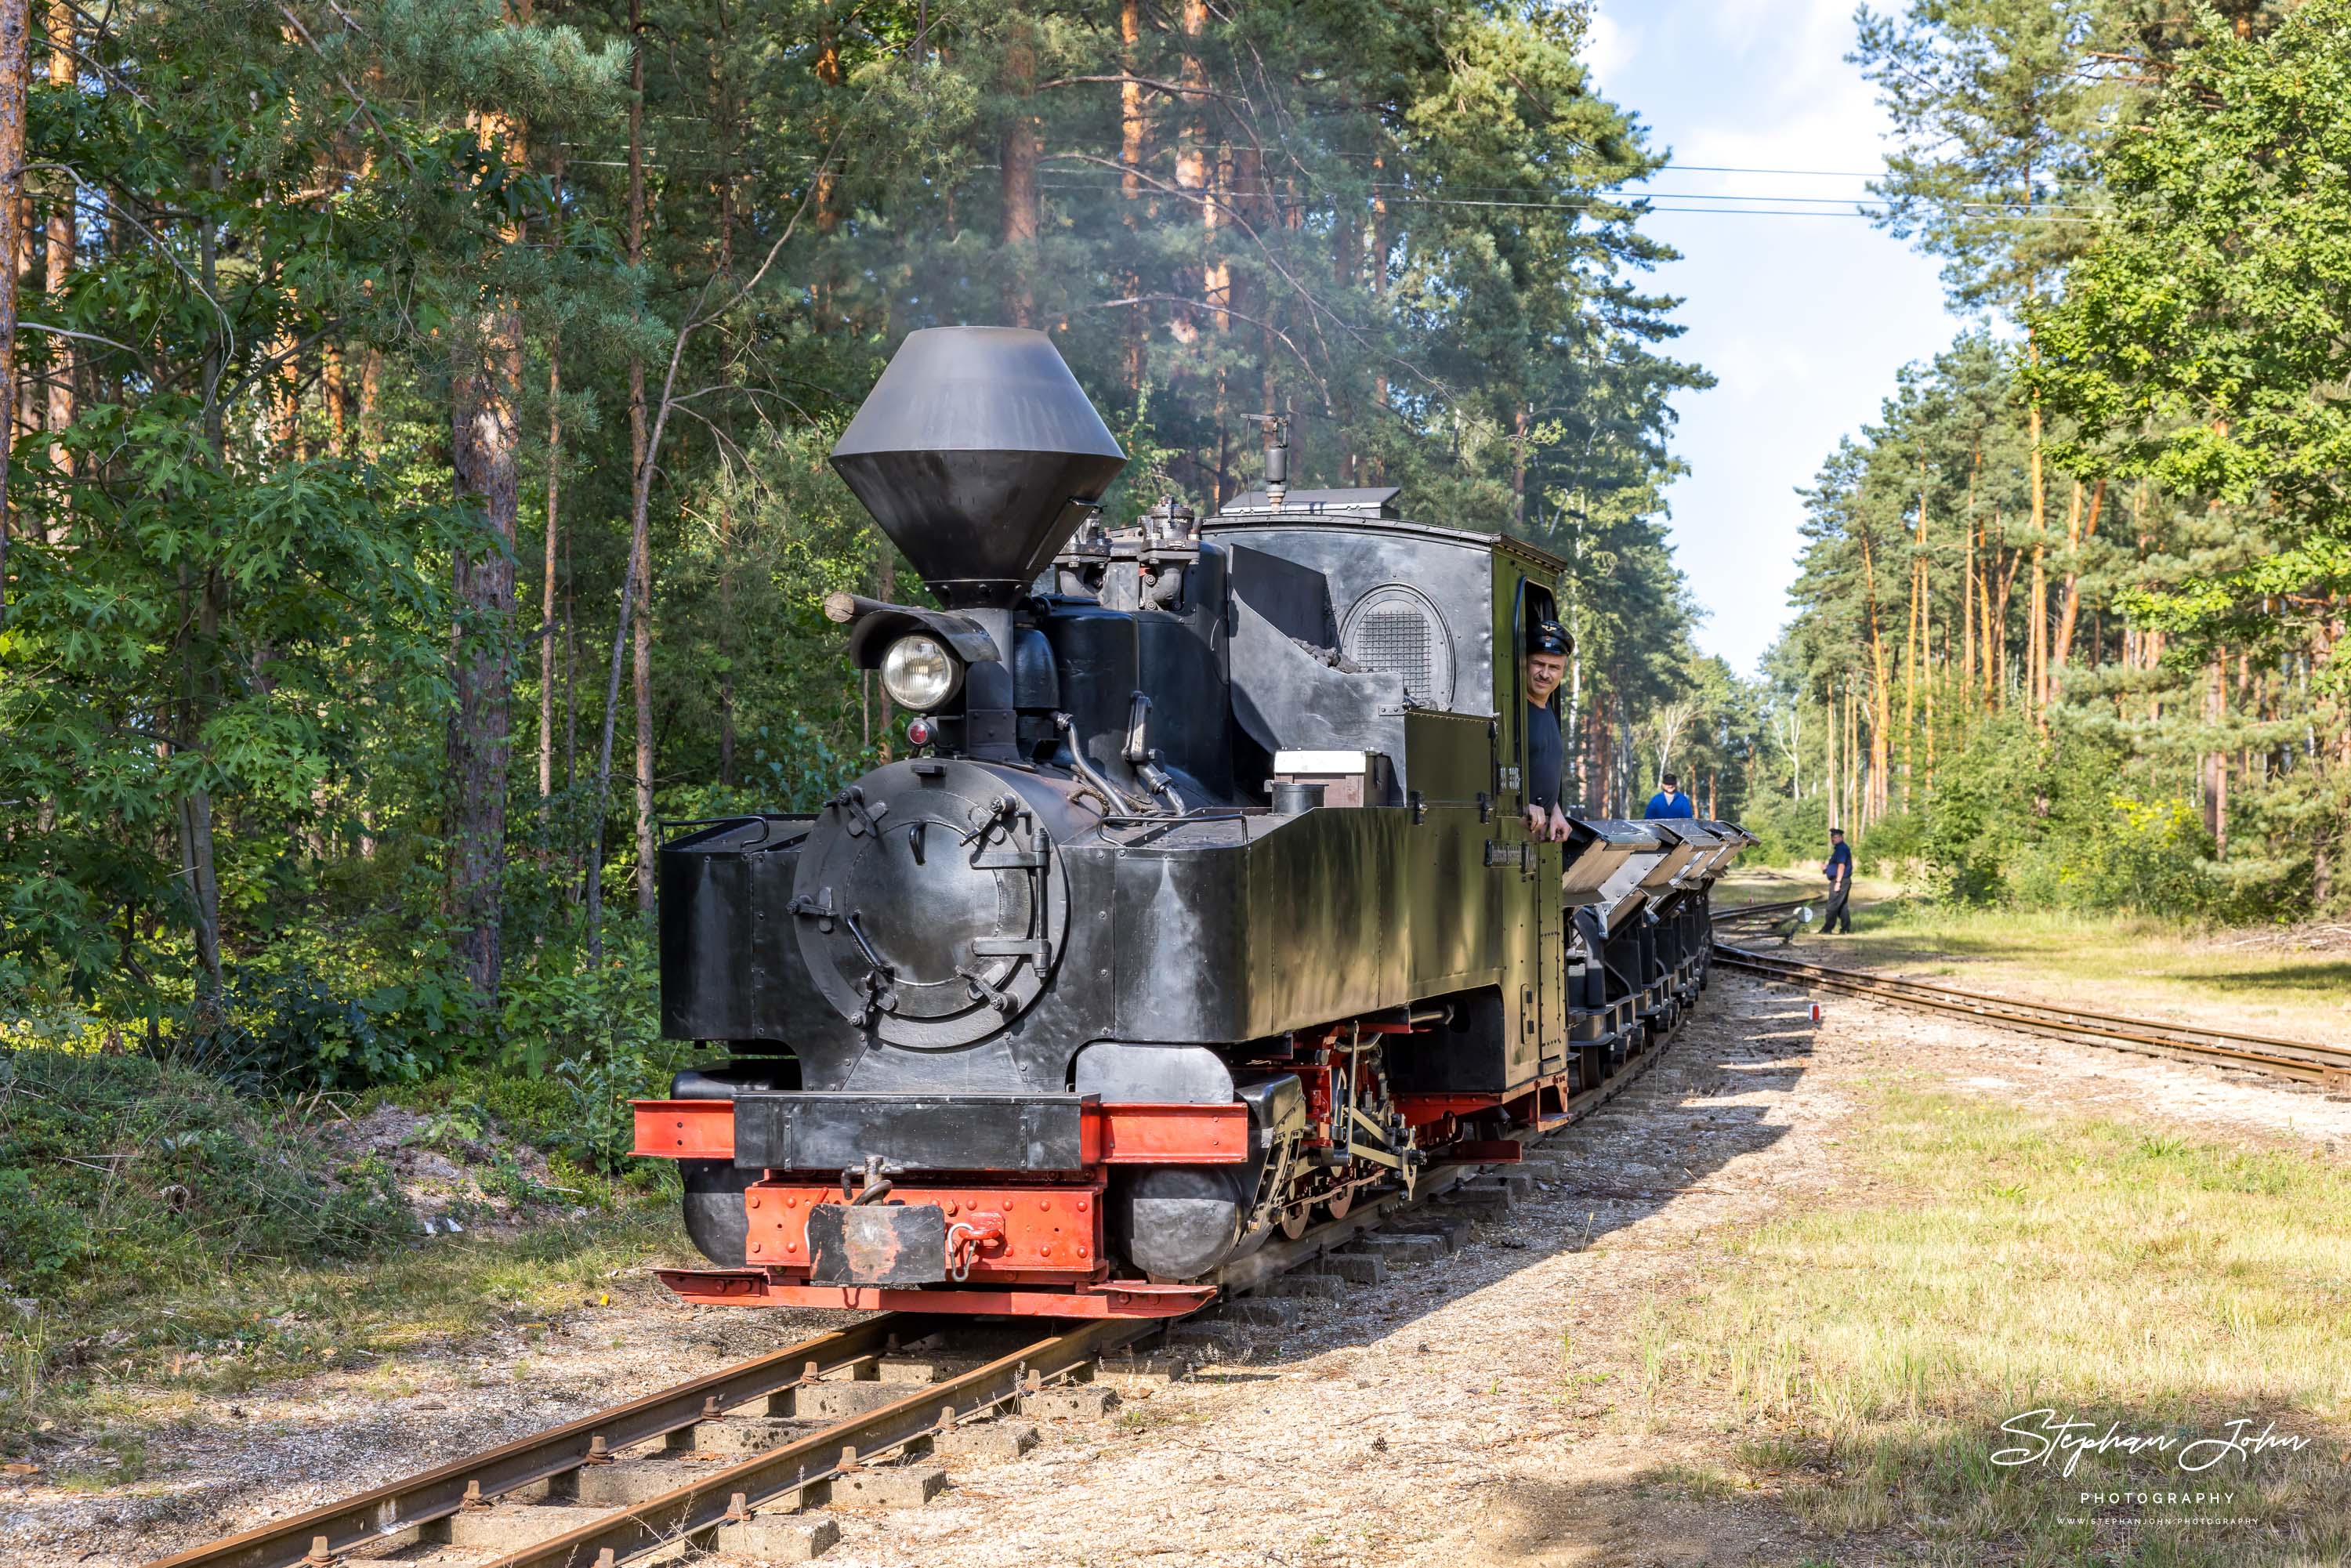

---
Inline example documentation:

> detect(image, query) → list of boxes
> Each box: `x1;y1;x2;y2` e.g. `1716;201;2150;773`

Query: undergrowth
0;1046;689;1460
0;1049;409;1298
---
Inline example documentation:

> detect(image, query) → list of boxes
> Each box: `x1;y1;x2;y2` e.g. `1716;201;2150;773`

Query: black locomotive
632;328;1751;1318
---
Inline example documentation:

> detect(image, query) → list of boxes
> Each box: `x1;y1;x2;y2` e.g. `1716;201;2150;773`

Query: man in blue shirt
1821;827;1853;934
1643;773;1695;820
1522;618;1572;843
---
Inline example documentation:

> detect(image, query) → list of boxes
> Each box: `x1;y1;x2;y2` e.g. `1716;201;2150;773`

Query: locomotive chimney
829;328;1128;628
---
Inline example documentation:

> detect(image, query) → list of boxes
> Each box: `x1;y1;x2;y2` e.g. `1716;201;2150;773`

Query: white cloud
1581;7;1636;85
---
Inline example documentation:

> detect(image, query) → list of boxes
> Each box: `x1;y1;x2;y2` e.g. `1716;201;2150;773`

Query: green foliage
2;0;1720;1078
1760;320;2342;920
0;1050;410;1298
2034;0;2351;678
1737;790;1831;872
172;965;469;1092
1853;0;2117;310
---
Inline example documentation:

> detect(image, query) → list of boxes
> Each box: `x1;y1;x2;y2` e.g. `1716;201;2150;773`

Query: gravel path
12;972;2345;1567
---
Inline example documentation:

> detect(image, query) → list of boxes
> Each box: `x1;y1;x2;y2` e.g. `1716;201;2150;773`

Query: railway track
1713;941;2351;1088
1708;896;1809;925
146;986;1690;1568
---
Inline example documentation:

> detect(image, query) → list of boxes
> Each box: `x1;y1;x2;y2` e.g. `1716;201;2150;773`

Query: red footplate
652;1268;1215;1318
657;1177;1216;1318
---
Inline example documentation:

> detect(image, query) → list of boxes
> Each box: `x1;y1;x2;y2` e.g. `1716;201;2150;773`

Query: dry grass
1628;1083;2351;1565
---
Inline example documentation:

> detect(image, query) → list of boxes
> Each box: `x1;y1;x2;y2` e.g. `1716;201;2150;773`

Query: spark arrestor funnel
830;328;1128;610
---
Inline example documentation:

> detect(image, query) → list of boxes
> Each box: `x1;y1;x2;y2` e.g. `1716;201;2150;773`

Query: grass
1622;1084;2351;1564
0;1046;694;1458
7;1204;690;1451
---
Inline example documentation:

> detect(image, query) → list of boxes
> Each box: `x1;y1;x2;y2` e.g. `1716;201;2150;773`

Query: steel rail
146;972;1706;1568
1710;896;1809;924
140;1316;919;1568
1714;942;2351;1086
476;1320;1140;1568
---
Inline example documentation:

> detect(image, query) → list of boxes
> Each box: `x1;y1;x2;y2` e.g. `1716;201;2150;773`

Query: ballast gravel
7;973;2345;1567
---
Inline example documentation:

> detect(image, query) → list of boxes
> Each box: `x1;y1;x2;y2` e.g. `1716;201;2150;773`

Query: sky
1581;0;1970;676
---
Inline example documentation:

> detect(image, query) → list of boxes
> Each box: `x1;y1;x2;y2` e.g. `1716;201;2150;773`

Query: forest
0;0;1718;1118
1744;0;2350;921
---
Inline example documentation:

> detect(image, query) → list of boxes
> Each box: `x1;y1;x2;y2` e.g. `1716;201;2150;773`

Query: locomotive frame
630;328;1751;1318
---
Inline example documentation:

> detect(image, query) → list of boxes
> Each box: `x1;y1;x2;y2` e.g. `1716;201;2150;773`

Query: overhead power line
1650;163;1883;178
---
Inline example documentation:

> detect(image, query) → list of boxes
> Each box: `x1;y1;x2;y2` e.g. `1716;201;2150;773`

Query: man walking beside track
1644;773;1695;820
1821;827;1853;934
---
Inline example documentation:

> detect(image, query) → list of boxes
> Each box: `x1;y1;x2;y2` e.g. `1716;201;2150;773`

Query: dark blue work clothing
1525;701;1563;815
1823;841;1853;932
1643;789;1694;820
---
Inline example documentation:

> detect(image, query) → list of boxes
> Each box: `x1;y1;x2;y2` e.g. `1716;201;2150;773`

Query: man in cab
1523;617;1572;844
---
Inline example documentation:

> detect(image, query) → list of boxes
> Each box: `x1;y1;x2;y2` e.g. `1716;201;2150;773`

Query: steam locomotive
632;328;1751;1319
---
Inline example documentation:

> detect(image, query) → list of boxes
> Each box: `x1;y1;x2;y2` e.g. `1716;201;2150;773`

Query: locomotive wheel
1322;1189;1354;1222
1278;1207;1312;1241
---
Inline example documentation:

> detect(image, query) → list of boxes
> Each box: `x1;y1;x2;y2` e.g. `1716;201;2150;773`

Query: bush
2012;795;2237;919
168;963;476;1092
0;1049;409;1301
493;923;694;1174
1740;790;1830;868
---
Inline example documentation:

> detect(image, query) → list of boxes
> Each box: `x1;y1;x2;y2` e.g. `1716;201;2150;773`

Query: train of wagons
631;328;1753;1319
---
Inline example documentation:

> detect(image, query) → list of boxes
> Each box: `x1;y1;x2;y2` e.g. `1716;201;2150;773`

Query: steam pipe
1052;712;1147;816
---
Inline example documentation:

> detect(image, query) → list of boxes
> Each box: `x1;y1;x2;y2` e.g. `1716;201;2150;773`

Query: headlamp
880;633;959;711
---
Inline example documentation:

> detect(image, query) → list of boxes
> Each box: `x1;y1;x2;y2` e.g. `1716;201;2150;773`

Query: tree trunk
2028;541;2046;726
999;13;1038;328
626;0;656;914
357;349;382;461
538;147;564;820
2202;650;2227;855
1903;473;1925;808
1992;529;2019;712
1960;448;1978;704
539;342;561;813
1962;515;1976;700
1204;147;1231;336
1825;679;1839;827
13;196;33;467
563;556;578;794
1856;520;1892;824
0;0;25;612
1171;0;1207;345
2049;477;2103;679
1119;0;1147;393
2026;331;2046;726
322;344;347;457
447;310;523;1001
38;0;65;475
176;789;223;998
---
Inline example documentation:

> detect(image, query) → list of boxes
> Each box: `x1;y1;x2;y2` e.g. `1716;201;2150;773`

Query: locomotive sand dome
634;327;1754;1316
